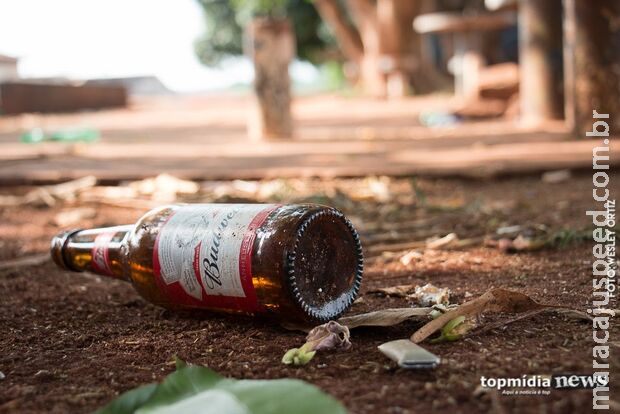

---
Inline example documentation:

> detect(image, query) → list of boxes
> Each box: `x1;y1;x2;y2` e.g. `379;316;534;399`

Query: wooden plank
413;11;516;35
0;82;127;114
0;138;617;185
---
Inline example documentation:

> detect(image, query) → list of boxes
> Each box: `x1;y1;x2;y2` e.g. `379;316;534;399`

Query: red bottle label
153;204;279;312
91;232;116;276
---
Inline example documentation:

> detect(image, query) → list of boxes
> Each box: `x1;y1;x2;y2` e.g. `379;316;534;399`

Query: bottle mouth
50;229;83;271
286;208;364;322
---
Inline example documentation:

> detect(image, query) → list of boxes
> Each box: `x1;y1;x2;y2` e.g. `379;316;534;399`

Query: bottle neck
51;225;133;280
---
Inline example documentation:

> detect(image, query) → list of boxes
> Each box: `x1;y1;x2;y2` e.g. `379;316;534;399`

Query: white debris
542;169;571;184
410;283;450;306
53;207;96;227
426;233;459;250
400;250;423;266
129;174;199;202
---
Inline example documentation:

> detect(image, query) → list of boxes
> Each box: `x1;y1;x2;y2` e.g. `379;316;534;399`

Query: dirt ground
0;172;618;413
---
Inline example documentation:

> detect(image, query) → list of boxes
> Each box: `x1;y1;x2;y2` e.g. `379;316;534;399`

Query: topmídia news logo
480;374;609;396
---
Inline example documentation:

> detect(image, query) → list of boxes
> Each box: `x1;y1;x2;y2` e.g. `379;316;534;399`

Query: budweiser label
153;204;278;310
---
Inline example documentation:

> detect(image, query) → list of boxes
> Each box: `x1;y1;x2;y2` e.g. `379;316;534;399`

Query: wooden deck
0;94;616;184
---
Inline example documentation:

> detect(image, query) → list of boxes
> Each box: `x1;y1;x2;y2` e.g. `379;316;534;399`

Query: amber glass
51;204;363;323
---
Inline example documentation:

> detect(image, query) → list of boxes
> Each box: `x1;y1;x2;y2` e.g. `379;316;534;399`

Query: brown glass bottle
50;204;363;323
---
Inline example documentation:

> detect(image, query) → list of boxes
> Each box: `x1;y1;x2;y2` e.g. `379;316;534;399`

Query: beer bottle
50;204;363;323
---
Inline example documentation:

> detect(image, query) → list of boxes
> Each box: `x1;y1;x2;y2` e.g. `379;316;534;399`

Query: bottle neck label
91;232;116;276
153;204;279;312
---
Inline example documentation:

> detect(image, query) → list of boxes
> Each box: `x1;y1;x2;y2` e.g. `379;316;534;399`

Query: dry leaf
305;321;351;351
282;321;351;366
339;307;432;329
281;307;434;332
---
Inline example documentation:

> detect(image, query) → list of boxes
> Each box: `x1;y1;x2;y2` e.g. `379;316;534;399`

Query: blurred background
0;0;617;183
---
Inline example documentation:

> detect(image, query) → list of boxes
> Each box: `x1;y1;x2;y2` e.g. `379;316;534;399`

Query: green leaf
96;383;157;414
137;365;224;411
98;363;346;414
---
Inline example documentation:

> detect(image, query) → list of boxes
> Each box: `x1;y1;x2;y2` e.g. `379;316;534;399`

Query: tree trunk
518;0;563;124
347;0;386;97
313;0;364;64
564;0;620;136
247;17;295;140
377;0;412;97
315;0;445;96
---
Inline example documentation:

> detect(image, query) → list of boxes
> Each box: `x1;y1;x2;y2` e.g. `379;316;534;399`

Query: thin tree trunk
247;18;295;140
518;0;563;123
347;0;385;96
377;0;410;97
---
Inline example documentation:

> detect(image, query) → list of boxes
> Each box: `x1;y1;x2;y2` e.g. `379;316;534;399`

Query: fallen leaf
282;321;351;366
98;360;346;413
305;321;351;351
339;307;432;329
281;307;434;333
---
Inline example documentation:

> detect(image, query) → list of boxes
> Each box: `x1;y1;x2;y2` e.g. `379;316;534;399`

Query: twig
411;289;546;343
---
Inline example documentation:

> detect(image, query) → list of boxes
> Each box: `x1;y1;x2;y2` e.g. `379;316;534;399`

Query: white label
156;204;274;301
